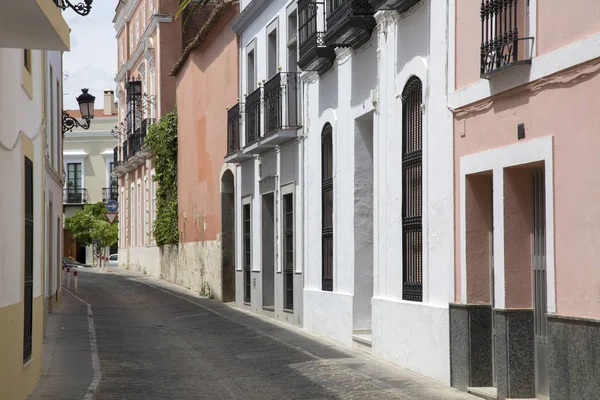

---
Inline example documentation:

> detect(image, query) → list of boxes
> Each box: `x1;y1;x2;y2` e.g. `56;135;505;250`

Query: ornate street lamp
53;0;93;17
62;89;96;135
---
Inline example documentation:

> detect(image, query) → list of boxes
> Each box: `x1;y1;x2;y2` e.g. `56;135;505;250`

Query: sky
63;1;117;110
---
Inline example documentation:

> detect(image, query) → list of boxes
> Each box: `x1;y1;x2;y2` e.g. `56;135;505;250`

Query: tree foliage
145;108;179;246
64;202;118;248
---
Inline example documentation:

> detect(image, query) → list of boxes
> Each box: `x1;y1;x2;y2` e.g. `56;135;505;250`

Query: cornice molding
115;15;171;83
115;0;141;34
231;0;270;34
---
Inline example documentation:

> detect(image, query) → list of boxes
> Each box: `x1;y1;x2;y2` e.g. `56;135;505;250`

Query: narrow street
30;269;477;400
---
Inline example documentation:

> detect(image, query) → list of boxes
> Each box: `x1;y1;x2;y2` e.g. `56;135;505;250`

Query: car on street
62;257;91;269
107;253;118;267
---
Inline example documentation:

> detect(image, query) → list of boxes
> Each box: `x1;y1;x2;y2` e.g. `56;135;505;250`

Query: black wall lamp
62;89;96;135
53;0;93;17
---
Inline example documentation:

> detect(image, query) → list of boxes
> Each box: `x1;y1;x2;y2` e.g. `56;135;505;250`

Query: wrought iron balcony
245;87;262;145
323;0;375;49
227;103;241;155
63;188;89;205
480;0;533;78
264;72;302;137
298;0;336;75
113;146;120;166
369;0;420;13
102;187;119;202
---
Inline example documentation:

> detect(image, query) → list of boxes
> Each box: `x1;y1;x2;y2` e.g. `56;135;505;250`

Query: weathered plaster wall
177;6;239;244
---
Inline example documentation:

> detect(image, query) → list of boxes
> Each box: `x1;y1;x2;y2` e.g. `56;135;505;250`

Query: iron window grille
480;0;534;78
23;157;33;362
243;203;251;303
227;103;241;155
283;193;294;310
321;123;334;292
401;76;423;302
113;146;120;166
264;72;302;135
245;87;262;144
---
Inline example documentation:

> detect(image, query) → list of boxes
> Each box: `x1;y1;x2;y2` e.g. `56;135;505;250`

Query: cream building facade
0;2;70;398
63;91;118;264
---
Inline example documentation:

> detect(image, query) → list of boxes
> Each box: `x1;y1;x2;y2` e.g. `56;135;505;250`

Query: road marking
65;289;102;400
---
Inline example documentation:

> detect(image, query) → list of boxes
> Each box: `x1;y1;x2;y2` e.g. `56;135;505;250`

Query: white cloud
63;1;117;110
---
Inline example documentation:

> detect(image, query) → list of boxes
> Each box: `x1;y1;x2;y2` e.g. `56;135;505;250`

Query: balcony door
67;163;83;203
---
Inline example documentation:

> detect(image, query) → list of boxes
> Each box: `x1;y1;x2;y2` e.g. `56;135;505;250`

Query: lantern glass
76;88;96;120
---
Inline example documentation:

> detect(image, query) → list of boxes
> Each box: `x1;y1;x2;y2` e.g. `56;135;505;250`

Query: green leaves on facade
64;202;119;248
145;109;179;246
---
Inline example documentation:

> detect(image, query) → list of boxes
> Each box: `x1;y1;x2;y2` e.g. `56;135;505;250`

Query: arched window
322;123;334;291
401;76;423;302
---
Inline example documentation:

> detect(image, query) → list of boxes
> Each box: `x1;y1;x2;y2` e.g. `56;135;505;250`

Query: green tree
145;108;179;246
65;202;119;258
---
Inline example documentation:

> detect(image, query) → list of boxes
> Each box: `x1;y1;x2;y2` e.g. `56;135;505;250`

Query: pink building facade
449;1;600;399
170;2;239;301
113;0;181;274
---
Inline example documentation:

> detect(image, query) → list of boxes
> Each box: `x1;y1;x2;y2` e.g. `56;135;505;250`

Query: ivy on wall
145;109;179;246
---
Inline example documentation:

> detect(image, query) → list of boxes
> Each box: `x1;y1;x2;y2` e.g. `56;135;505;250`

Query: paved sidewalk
28;289;94;400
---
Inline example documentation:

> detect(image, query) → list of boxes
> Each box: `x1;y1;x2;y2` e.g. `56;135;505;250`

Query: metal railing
227;103;241;155
264;72;302;136
480;0;534;77
63;187;89;204
245;87;262;145
121;118;154;163
113;146;120;166
102;187;119;202
326;0;374;34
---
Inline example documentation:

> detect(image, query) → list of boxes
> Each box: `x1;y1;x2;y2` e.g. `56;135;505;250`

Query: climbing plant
145;109;179;246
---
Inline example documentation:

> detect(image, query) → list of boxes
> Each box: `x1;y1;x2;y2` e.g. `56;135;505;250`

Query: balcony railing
114;146;120;166
480;0;533;78
63;188;89;204
324;0;375;49
245;87;262;145
121;118;155;163
102;187;119;202
264;72;302;135
298;0;335;74
227;103;241;155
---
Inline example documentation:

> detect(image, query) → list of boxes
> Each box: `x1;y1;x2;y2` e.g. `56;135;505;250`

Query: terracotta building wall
176;6;239;243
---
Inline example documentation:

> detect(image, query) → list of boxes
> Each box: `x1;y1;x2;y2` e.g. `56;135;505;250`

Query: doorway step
467;387;496;400
351;330;372;355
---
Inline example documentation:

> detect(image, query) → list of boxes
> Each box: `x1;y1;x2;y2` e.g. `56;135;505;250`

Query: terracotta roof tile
65;110;118;118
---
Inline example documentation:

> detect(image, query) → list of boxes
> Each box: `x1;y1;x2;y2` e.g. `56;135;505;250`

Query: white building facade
227;0;305;326
299;0;453;384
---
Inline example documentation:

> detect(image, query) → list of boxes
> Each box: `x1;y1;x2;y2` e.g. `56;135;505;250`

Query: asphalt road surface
34;269;478;400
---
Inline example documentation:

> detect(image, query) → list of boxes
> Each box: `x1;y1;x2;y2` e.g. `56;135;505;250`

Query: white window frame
63;153;87;189
136;15;140;44
142;2;146;31
120;187;125;247
129;25;133;55
280;183;296;274
245;39;257;95
119;39;124;65
242;195;253;272
130;183;135;247
149;67;156;119
137;180;142;246
150;169;156;243
266;17;279;80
